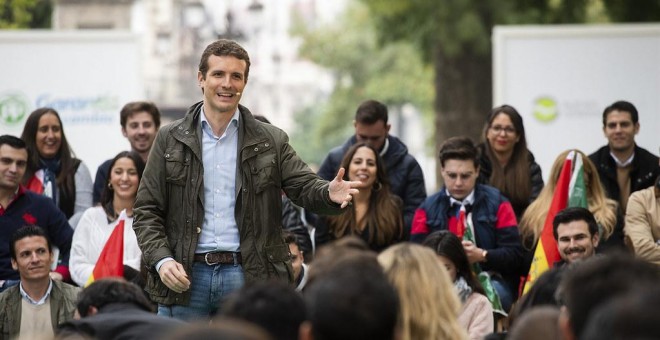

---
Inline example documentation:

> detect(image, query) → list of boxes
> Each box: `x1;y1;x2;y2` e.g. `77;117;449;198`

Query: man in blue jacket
318;100;426;236
411;136;523;311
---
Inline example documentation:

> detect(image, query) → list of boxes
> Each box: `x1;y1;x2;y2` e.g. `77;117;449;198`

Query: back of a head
304;252;398;340
77;278;153;317
508;306;561;340
559;254;660;339
378;243;464;340
222;281;305;340
306;236;374;287
581;287;660;340
509;267;564;327
165;319;272;340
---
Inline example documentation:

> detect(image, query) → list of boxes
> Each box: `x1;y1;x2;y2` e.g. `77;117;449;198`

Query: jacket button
196;227;201;234
254;147;259;152
184;131;190;135
178;126;183;130
264;143;269;147
165;153;170;158
269;255;274;260
243;188;248;193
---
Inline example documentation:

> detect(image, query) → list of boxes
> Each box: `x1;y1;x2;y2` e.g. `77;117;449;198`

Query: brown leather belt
193;251;242;265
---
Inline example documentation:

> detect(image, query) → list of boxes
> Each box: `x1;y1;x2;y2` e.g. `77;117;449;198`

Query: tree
360;0;660;184
289;1;433;166
0;0;52;29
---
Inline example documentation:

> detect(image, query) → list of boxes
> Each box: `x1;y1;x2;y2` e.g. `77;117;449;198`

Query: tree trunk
433;44;492;189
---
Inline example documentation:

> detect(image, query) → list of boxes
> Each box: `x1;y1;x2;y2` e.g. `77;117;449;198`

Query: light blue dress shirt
197;107;241;253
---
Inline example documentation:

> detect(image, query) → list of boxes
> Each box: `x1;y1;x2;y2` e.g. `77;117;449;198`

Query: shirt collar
379;138;390;157
200;106;240;139
19;279;53;305
447;189;476;207
0;185;25;213
610;151;634;168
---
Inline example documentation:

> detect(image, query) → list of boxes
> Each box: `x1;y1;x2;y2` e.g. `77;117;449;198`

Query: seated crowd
1;95;659;340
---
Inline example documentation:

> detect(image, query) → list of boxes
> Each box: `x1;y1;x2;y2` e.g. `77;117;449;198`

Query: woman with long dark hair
21;108;93;228
423;230;493;340
69;151;145;287
478;105;543;219
316;142;403;252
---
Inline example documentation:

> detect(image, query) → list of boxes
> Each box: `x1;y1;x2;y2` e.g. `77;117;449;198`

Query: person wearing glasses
411;136;523;313
477;105;544;220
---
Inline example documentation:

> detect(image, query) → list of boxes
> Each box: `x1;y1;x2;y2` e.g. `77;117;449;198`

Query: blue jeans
491;277;514;313
158;262;244;321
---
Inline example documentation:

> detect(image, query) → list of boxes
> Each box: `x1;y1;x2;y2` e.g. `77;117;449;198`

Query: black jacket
318;135;427;236
588;144;660;206
57;303;183;340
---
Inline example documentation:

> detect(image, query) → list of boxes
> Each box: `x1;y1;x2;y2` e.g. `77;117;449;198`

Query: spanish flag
523;150;586;293
85;210;126;287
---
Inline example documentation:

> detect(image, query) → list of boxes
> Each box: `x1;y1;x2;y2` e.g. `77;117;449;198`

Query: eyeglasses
489;125;516;135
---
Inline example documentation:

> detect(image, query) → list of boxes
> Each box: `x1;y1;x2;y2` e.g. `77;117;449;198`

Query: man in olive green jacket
0;226;79;339
133;39;359;320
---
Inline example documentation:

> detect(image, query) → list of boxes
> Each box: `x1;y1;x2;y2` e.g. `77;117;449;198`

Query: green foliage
289;1;434;165
0;0;51;28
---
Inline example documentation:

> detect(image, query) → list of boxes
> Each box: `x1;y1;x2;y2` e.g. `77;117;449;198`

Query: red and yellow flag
522;151;576;294
85;210;126;287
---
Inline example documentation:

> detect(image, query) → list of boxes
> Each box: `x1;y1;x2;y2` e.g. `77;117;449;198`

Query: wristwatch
481;249;488;262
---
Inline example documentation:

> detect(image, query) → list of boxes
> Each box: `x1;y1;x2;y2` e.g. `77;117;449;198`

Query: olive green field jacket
133;102;341;305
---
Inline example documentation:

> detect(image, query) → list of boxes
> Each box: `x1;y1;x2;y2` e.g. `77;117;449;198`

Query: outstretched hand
328;167;361;208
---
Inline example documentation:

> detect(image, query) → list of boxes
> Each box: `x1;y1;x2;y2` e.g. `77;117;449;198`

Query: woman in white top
70;151;145;287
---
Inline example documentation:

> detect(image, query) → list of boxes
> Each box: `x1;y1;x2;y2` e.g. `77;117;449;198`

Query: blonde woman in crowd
519;149;622;272
378;243;467;340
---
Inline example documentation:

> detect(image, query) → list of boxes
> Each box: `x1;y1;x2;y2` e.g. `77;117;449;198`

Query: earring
107;182;112;189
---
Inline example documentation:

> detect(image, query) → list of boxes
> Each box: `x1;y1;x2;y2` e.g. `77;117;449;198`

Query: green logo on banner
533;97;558;123
0;93;30;126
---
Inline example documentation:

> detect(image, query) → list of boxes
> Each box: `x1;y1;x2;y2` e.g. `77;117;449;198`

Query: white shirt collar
447;189;476;207
379;138;390;157
610;151;634;168
19;279;53;305
200;106;241;139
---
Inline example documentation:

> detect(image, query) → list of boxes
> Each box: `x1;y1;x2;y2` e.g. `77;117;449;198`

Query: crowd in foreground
1;38;659;340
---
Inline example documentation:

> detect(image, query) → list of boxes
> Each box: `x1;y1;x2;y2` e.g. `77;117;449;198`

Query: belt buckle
204;252;219;265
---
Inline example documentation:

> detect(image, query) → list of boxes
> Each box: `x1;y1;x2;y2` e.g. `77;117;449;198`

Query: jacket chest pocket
164;148;190;186
250;153;279;194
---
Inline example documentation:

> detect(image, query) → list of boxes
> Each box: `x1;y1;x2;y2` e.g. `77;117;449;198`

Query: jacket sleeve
47;203;74;282
486;201;523;275
624;190;660;265
69;208;97;287
401;158;427;238
410;207;430;243
317;149;339;181
281;196;313;256
69;161;93;229
92;161;109;205
529;160;544;202
133;128;174;269
464;293;494;340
